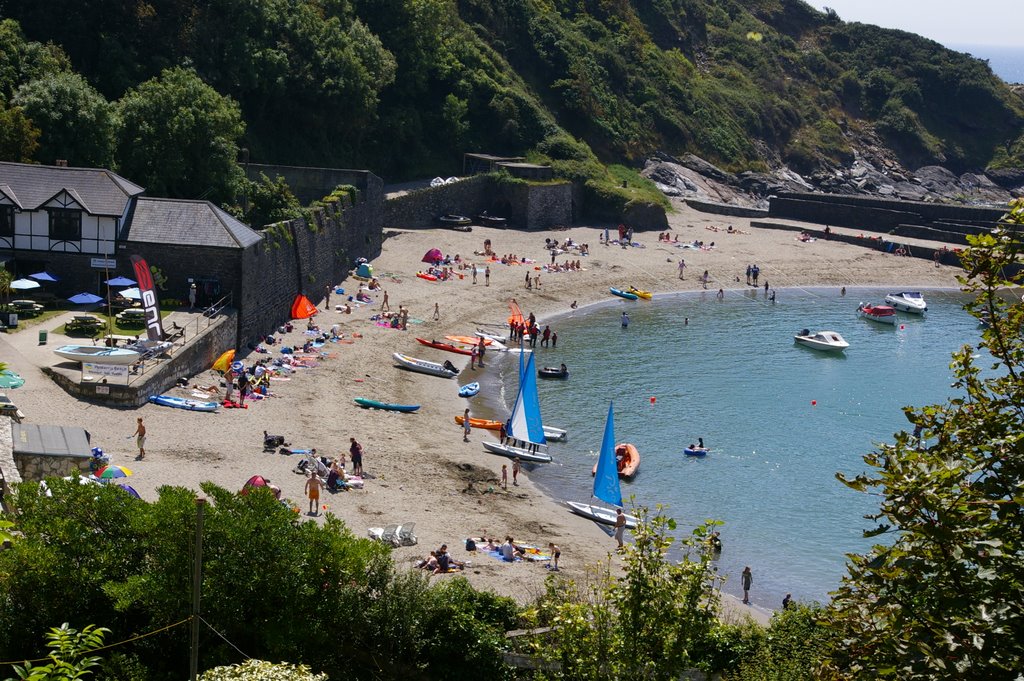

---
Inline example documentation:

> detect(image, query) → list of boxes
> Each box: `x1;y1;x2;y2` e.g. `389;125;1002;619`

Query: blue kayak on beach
458;382;480;397
353;397;420;412
610;287;639;301
149;395;219;412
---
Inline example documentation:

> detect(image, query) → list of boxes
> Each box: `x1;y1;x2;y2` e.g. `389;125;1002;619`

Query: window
0;206;13;237
48;208;81;240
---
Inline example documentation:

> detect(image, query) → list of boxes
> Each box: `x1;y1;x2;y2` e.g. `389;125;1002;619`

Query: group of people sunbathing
543;260;583;273
416;543;466;574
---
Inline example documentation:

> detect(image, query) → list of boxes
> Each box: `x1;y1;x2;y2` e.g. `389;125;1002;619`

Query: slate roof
0;161;144;216
125;197;262;249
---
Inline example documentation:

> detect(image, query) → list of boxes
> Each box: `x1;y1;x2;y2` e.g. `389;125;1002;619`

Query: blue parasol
29;271;59;282
106;276;136;287
68;292;104;305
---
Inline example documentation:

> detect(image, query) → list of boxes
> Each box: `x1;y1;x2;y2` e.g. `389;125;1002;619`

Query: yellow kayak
628;286;653;300
454;415;503;431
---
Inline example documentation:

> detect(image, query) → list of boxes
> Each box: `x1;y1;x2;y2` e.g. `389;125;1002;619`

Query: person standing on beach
433;302;440;320
752;265;760;286
621;312;629;328
746;264;752;285
741;566;753;604
525;272;531;289
189;283;197;309
305;471;322;516
469;345;478;370
132;417;147;460
380;290;390;312
485;265;490;286
463;408;472;442
501;464;508;489
349;438;363;476
614;508;626;549
512;457;521;486
472;266;477;284
678;258;686;280
324;284;331;311
547;542;560;571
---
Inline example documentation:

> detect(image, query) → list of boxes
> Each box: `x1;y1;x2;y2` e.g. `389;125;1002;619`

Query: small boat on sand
482;440;551;464
794;329;849;352
627;286;652;300
416;272;438;281
857;303;897;325
54;345;140;365
566;502;638;528
455;415;502;430
149;395;218;412
610;287;638;301
458;382;480;397
416;338;473;355
353;397;420;412
885;291;927;314
393;352;459;378
592;443;640;479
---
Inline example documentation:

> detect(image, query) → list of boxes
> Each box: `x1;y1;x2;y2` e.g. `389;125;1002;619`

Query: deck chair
397;522;417;547
368;523;401;547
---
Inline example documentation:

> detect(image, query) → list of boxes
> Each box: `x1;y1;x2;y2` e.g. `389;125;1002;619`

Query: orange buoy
650;396;656;404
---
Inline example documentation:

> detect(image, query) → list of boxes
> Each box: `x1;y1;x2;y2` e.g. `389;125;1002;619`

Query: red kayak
415;338;473;356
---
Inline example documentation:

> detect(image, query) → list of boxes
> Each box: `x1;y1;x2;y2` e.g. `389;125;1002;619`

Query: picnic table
11;299;44;316
65;315;105;334
115;308;147;326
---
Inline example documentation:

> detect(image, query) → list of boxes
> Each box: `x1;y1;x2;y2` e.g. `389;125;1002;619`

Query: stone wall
382;176;492;229
0;418;18;505
42;312;237;406
15;450;91;482
684;198;769;219
123;242;244;310
238;197;383;347
245;163;383;207
769;192;1005;238
382;176;574;230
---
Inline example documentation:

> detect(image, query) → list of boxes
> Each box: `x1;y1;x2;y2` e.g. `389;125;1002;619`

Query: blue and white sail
592;401;622;507
506;351;547;445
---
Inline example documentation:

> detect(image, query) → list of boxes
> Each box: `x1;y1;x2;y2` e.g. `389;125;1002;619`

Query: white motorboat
53;345;141;365
543;425;568;441
566;501;638;529
482;440;552;463
857;303;898;325
392;352;458;378
794;329;850;352
885;291;927;314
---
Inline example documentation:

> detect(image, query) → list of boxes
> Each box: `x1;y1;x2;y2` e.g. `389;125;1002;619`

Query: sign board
95;385;110;395
91;257;116;269
83;362;129;378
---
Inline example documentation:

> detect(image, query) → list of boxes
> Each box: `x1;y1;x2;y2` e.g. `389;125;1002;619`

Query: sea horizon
948;43;1024;83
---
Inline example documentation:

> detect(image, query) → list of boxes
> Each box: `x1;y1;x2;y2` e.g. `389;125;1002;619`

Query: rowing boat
353;397;420;412
392;352;459;378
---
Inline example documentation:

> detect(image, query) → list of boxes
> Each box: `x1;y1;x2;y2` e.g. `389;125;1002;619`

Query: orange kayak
416;338;473;355
446;335;493;346
592;443;640;480
454;415;503;431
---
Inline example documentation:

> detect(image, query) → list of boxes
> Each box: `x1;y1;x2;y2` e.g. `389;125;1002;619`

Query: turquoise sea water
489;287;982;608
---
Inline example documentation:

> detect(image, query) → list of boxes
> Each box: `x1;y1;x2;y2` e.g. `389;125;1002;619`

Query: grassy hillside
1;0;1021;186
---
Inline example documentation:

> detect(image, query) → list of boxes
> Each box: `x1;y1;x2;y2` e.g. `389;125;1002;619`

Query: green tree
7;623;108;681
527;506;723;679
0;18;70;100
0;102;40;162
115;67;244;203
231;174;303;229
11;72;114;167
825;198;1024;678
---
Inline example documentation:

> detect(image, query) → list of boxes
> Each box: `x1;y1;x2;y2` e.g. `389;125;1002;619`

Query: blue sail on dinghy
566;401;639;528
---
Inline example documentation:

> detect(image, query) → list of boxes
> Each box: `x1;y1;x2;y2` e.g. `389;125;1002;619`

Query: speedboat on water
794;329;850;352
857;303;897;325
884;291;927;314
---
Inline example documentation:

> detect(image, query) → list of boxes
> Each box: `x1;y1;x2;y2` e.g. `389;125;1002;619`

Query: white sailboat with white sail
566;401;639;528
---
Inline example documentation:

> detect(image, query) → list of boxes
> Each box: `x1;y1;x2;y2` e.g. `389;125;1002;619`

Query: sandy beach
0;201;961;623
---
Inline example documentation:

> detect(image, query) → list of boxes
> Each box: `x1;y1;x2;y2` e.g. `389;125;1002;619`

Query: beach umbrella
119;287;142;300
240;475;270;495
68;292;104;305
421;248;442;263
10;278;40;290
94;465;132;479
29;271;59;282
0;369;25;389
117;484;141;498
106;276;136;287
212;349;236;373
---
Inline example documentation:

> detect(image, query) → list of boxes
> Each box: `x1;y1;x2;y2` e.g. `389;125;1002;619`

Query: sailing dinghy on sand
483;351;551;462
566;401;639;528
